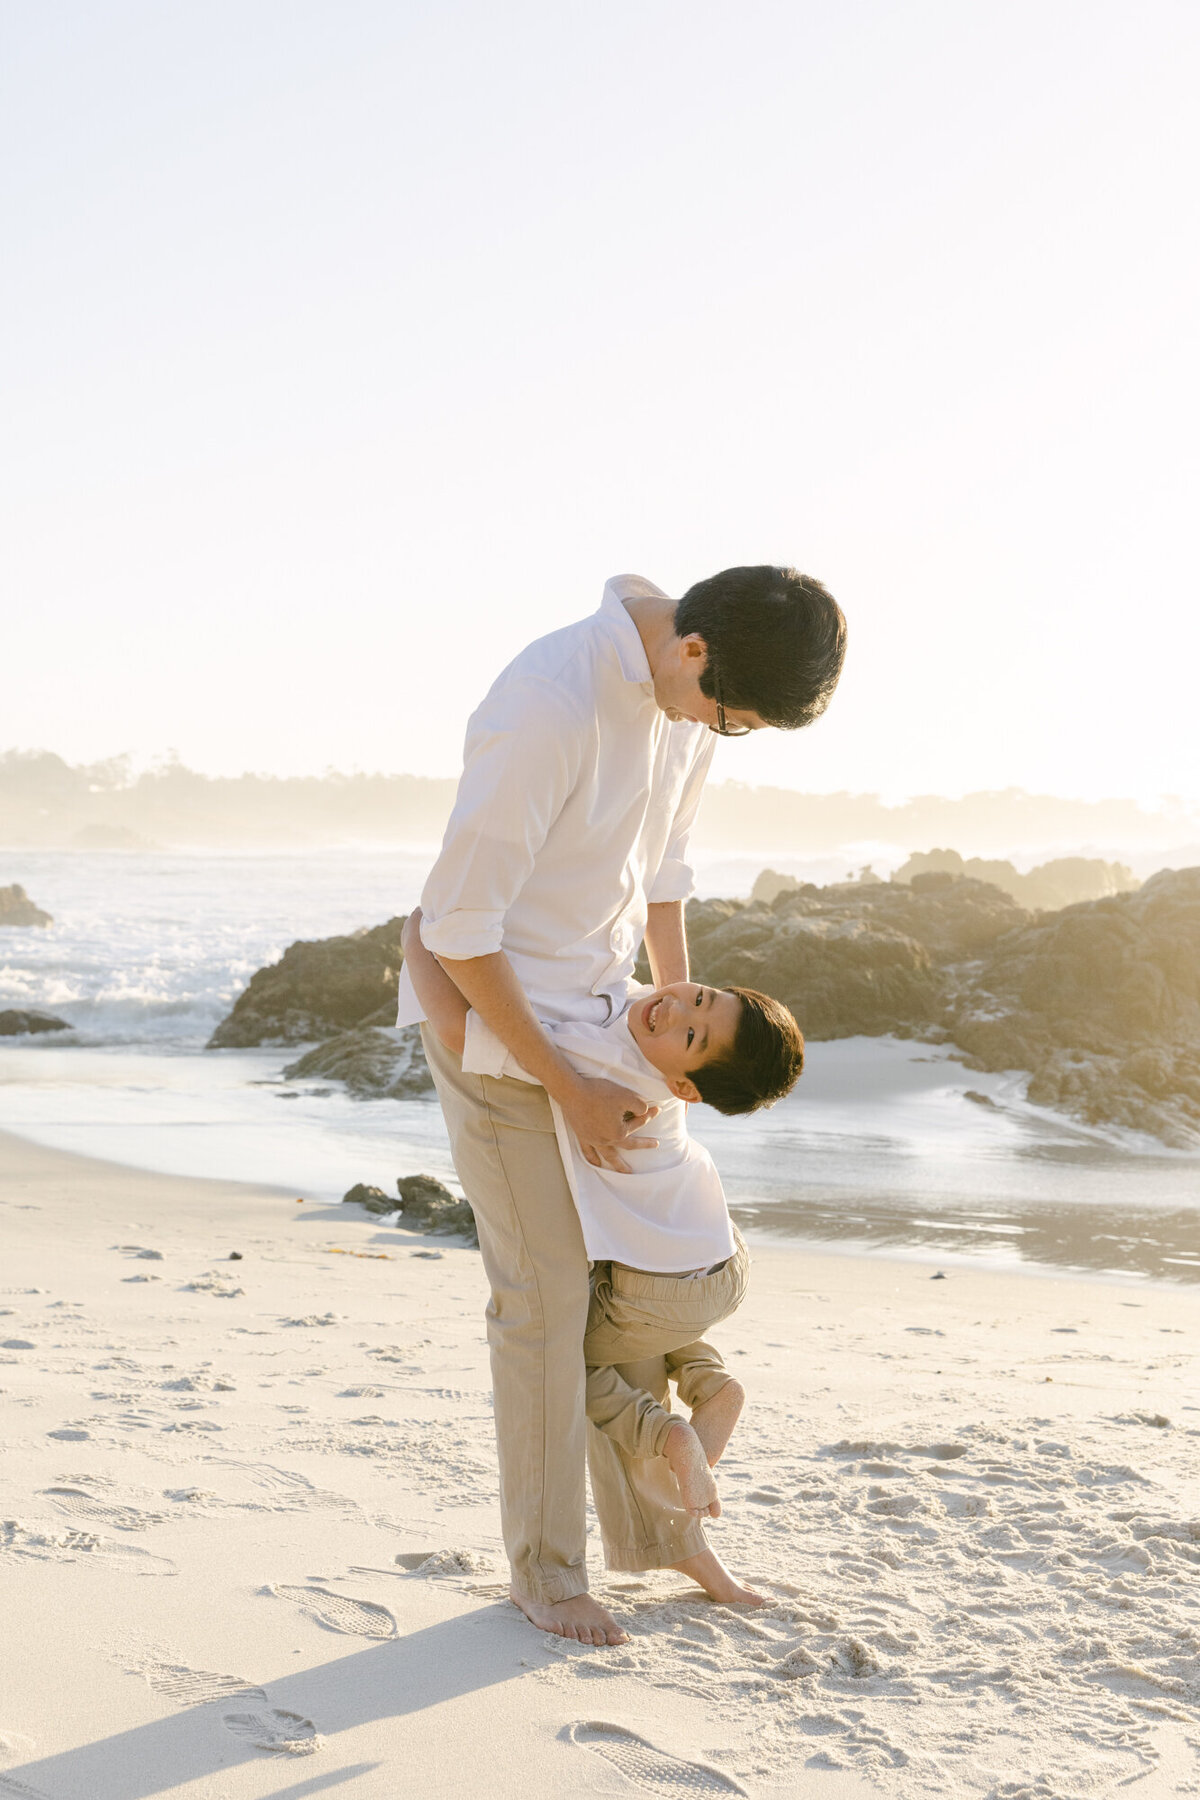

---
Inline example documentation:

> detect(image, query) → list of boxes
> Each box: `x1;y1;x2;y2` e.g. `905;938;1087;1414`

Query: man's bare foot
669;1545;766;1606
663;1420;720;1517
509;1589;629;1646
688;1378;745;1467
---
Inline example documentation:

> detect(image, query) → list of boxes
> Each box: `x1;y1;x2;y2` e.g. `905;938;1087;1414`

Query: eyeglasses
711;667;752;736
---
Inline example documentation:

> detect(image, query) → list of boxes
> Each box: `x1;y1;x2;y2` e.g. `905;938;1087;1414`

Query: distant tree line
1;749;1196;856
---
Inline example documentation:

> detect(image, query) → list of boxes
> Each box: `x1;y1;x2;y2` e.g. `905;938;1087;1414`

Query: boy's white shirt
461;987;735;1275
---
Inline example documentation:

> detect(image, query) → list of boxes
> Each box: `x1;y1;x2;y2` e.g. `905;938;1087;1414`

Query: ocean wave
0;848;432;1048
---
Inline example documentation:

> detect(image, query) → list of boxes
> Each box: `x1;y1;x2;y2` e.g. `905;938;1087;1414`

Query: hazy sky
4;1;1197;802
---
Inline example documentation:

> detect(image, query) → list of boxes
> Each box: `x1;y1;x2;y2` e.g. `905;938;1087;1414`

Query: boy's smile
627;980;742;1100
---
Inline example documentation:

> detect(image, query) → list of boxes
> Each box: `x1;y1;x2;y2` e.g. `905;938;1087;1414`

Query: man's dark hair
674;565;846;729
690;986;805;1116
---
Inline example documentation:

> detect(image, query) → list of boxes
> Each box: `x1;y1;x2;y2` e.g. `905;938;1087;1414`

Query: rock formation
950;866;1200;1147
214;867;1200;1147
283;1025;432;1099
676;876;1029;1040
0;884;53;927
208;916;408;1047
342;1173;477;1244
673;868;1200;1145
894;848;1139;913
0;1008;72;1036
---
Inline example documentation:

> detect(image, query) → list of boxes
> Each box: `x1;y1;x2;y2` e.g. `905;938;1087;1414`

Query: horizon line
2;747;1198;816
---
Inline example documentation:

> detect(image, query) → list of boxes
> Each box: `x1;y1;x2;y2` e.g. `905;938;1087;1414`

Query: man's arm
415;677;658;1173
643;900;689;989
400;911;469;1056
403;913;656;1173
432;947;658;1174
644;733;714;981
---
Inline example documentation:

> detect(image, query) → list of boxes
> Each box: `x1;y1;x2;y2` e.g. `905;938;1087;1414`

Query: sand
1;1126;1197;1800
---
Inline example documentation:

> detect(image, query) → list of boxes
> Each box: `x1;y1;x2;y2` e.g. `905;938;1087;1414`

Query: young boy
401;909;804;1555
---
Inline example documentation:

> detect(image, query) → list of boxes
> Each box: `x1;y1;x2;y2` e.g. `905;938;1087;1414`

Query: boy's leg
583;1242;752;1569
667;1340;746;1469
585;1359;677;1460
666;1339;735;1412
586;1352;713;1567
421;1029;597;1610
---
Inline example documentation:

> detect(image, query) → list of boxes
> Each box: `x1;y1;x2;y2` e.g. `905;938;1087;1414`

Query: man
395;566;846;1646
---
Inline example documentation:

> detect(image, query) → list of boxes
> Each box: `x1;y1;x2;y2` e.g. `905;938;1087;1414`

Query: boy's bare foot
689;1378;745;1467
663;1420;720;1517
669;1545;766;1607
509;1589;629;1646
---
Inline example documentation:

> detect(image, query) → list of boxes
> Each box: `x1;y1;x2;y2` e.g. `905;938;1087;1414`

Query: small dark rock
342;1183;395;1213
0;1008;72;1037
963;1090;997;1108
229;1251;243;1261
341;1175;476;1244
395;1173;477;1246
931;1271;947;1280
0;884;53;927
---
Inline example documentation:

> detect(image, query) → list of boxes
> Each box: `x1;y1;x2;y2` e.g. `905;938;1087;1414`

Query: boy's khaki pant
584;1228;750;1460
422;1029;707;1602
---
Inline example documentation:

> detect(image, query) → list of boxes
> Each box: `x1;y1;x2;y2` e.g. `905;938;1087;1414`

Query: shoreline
3;1104;1198;1291
1;1127;1197;1798
5;1033;1200;1289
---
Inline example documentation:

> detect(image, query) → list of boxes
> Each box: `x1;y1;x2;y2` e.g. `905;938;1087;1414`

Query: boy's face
626;981;742;1102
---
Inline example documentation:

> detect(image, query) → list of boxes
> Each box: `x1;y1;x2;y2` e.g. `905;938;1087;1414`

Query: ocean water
2;851;1198;1284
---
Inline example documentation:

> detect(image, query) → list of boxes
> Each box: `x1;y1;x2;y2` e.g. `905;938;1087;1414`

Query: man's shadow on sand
4;1603;537;1800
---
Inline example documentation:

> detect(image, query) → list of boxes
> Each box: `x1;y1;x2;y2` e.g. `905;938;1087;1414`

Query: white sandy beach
1;1127;1198;1800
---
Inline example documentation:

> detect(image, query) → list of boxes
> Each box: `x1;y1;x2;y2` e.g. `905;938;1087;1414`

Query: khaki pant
422;1029;707;1600
584;1229;750;1460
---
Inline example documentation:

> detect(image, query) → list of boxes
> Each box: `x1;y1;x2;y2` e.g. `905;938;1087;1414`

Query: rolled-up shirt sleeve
647;732;716;903
419;677;584;962
460;1008;538;1082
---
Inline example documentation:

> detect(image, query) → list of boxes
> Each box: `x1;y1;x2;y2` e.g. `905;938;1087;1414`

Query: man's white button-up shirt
395;574;715;1029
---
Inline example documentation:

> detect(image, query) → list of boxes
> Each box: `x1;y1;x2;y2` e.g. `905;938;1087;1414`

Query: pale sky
4;1;1198;803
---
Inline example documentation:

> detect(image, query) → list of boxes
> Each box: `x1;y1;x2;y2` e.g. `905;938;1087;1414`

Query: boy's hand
558;1076;659;1174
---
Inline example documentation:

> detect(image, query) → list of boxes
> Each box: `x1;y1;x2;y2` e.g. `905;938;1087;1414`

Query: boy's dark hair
674;565;846;729
690;986;805;1116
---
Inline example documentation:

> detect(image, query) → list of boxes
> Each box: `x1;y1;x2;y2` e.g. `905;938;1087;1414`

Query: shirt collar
598;573;666;685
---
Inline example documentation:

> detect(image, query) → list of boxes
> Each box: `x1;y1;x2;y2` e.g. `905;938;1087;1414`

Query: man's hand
559;1075;659;1174
427;948;658;1169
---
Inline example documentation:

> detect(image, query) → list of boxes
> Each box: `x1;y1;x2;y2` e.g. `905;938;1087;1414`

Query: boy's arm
400;910;469;1056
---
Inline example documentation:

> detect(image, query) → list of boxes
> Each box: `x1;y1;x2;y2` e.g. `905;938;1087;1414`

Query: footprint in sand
222;1710;320;1755
566;1722;748;1795
1;1521;174;1574
44;1489;167;1532
0;1732;48;1800
135;1663;320;1757
0;1772;50;1800
269;1584;398;1639
394;1547;495;1576
140;1661;267;1706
